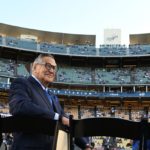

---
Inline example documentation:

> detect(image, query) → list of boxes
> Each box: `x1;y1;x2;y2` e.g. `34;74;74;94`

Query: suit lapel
28;76;52;109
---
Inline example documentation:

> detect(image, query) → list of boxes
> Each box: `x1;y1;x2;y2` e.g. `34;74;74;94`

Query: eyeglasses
40;63;57;72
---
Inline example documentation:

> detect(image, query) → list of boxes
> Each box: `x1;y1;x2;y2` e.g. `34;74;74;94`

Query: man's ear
33;65;36;70
31;63;37;73
33;63;38;70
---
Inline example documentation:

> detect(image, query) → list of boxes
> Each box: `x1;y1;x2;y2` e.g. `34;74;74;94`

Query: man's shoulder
13;77;29;83
11;76;32;87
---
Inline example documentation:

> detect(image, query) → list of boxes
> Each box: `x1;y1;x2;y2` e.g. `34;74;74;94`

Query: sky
1;0;150;47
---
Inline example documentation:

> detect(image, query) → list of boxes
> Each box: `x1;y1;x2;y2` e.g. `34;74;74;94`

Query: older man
9;54;91;150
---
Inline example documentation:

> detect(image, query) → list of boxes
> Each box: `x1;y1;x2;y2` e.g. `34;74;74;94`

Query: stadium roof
0;23;96;46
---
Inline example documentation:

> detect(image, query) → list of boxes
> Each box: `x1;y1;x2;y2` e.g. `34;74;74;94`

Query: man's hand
61;116;70;126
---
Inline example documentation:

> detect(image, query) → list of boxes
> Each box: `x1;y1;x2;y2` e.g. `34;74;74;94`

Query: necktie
45;90;53;105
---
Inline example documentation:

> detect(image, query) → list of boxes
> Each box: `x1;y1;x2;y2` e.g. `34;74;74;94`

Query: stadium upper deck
0;23;150;106
0;23;95;45
1;23;150;57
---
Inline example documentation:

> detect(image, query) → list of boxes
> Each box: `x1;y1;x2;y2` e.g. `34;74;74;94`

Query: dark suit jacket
9;76;88;150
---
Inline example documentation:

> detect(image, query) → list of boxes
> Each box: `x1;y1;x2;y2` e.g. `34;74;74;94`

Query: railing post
139;117;148;150
69;115;74;150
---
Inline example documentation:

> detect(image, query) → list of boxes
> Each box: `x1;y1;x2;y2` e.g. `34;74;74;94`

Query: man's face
35;56;57;85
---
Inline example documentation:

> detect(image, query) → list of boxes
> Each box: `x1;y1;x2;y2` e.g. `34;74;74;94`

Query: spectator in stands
9;54;92;150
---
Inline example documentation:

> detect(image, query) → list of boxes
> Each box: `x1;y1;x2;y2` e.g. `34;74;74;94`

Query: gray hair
33;54;54;64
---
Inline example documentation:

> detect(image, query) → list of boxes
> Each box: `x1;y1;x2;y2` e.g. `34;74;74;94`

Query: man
9;54;91;150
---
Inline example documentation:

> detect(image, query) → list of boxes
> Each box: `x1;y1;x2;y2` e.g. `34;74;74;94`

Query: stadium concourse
0;23;150;150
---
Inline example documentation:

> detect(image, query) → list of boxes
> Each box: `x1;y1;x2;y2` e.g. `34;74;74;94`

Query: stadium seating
40;42;67;54
17;62;29;77
0;58;15;77
1;35;150;56
69;45;96;56
95;68;131;84
99;44;127;56
134;67;150;84
6;36;37;51
64;106;78;119
80;107;95;118
57;66;92;84
129;44;150;55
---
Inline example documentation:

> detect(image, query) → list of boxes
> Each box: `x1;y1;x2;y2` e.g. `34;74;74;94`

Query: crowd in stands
6;36;37;50
57;66;92;84
0;58;16;77
129;44;150;55
57;65;150;85
64;105;150;123
64;106;78;119
69;45;96;56
95;68;131;84
0;58;150;87
99;44;127;56
0;58;29;78
40;42;67;54
80;107;95;118
1;36;150;56
17;62;29;77
134;67;150;84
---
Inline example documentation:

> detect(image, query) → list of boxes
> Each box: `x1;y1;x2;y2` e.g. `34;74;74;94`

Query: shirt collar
32;75;48;91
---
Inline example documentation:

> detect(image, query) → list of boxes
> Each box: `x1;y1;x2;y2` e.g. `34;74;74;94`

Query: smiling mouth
45;73;54;77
